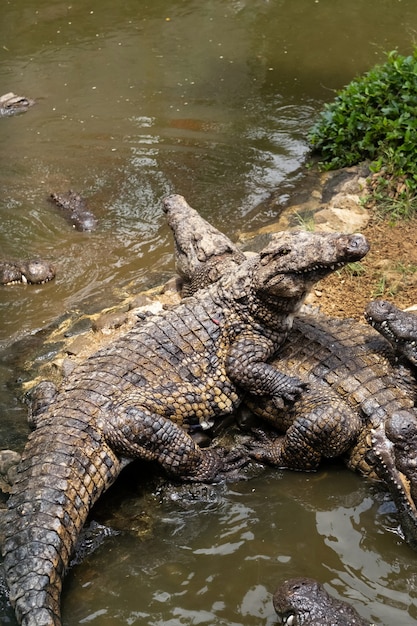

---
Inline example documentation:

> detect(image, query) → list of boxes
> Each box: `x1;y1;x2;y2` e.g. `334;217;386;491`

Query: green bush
308;50;417;212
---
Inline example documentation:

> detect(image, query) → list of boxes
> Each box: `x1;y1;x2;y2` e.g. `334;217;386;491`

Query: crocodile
0;93;35;118
163;195;417;550
0;260;55;285
49;190;98;232
364;299;417;367
363;299;417;528
162;193;246;295
3;227;368;626
273;577;371;625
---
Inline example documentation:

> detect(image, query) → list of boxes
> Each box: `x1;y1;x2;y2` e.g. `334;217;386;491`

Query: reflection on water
54;469;417;625
2;0;417;346
2;1;417;624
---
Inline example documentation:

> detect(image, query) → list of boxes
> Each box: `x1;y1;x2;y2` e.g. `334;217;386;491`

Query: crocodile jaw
371;422;417;550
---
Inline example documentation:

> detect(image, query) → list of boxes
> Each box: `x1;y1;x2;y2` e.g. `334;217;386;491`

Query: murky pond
2;0;417;624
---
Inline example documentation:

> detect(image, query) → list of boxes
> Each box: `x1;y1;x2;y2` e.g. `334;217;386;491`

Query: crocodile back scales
2;289;250;625
271;314;417;475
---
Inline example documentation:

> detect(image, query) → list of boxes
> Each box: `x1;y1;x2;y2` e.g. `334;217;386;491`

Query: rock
0;450;21;494
313;199;370;233
65;334;92;356
92;311;130;333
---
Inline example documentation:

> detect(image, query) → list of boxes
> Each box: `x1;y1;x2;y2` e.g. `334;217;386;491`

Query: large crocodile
163;195;417;550
3;228;367;626
0;260;55;286
273;577;371;625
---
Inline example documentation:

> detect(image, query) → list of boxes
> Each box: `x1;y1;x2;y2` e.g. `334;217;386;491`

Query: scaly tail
2;418;122;626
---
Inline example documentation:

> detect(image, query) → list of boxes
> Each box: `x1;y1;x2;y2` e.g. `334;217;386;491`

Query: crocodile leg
226;332;307;408
104;404;245;482
245;387;362;470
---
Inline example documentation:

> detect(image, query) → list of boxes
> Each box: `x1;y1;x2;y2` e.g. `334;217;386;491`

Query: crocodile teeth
285;616;295;626
21;274;28;284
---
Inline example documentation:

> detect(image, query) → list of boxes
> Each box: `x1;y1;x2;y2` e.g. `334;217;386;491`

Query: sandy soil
307;209;417;320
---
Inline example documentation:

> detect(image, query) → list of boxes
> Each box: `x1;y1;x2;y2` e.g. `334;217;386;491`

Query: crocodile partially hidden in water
0;260;55;285
49;190;98;232
0;93;35;118
164;194;417;551
3;225;368;625
273;577;371;625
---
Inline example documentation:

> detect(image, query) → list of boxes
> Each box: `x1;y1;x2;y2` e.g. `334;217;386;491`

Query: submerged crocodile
0;93;35;118
273;577;371;626
3;227;367;625
164;195;417;550
49;190;98;232
0;260;55;285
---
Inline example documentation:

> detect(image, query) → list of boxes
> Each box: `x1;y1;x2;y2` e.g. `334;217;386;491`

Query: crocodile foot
242;428;296;468
244;427;322;471
187;447;249;483
271;376;309;409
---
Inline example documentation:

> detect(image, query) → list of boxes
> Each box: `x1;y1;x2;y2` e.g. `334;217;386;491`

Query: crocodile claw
187;447;250;483
272;378;308;409
243;428;282;464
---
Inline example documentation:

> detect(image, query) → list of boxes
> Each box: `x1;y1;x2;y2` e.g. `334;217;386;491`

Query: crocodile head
365;299;417;367
0;92;35;117
253;230;369;312
371;413;417;550
19;260;56;284
0;260;55;285
273;577;369;625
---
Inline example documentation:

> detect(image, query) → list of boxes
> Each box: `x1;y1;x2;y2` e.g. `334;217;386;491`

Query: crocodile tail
2;423;121;626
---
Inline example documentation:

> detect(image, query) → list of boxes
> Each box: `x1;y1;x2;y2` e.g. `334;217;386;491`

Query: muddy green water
1;1;417;624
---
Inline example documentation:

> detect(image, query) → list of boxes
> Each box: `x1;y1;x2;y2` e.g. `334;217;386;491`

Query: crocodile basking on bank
164;195;417;550
3;225;367;625
0;260;55;285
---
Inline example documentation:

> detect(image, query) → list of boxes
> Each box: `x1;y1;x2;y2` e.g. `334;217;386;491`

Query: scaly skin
246;313;417;475
3;229;368;626
162;198;417;550
162;194;246;295
273;577;371;625
365;299;417;367
243;314;417;550
49;190;98;232
0;260;55;285
364;300;417;544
